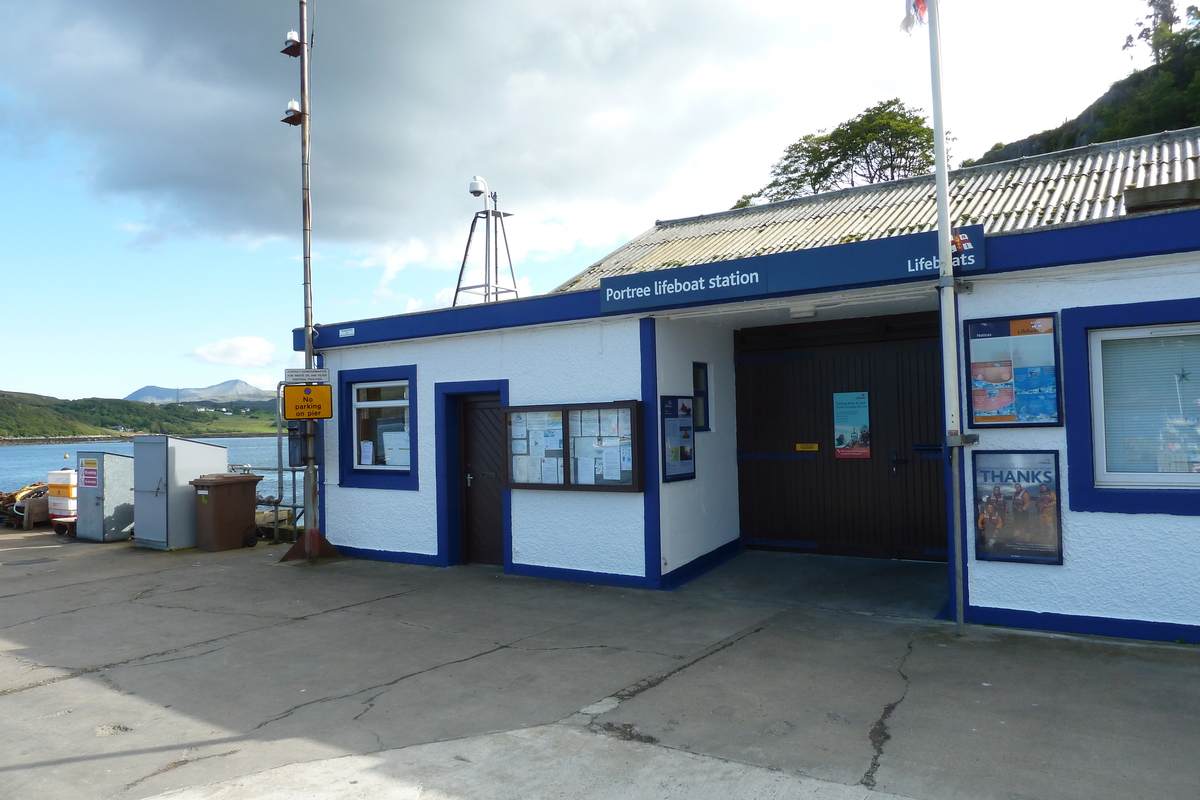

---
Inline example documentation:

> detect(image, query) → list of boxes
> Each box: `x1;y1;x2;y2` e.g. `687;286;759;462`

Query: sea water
0;436;300;504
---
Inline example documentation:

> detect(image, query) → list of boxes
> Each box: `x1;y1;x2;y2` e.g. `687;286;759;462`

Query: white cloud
191;336;276;368
349;239;433;286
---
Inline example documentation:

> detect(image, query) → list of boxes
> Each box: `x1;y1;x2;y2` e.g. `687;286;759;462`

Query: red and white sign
81;468;99;488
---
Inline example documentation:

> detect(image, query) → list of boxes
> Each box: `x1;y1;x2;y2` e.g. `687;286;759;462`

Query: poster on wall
833;392;871;458
965;314;1061;427
972;450;1062;565
661;395;696;482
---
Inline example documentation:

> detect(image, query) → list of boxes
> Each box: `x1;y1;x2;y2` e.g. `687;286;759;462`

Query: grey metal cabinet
133;436;228;550
76;451;135;542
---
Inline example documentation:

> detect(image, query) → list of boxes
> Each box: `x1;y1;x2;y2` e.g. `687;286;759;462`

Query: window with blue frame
1089;322;1200;488
338;365;418;490
693;362;710;432
1063;298;1200;515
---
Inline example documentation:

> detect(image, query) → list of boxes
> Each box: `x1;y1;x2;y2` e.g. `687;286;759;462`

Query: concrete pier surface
1;528;1197;800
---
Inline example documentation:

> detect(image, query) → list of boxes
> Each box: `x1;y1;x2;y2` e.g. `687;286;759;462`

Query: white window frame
352;379;410;471
1089;322;1200;488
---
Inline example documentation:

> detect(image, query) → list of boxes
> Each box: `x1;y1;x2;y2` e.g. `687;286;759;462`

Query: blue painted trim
659;538;742;590
985;205;1200;275
641;317;661;583
967;605;1200;644
335;544;444;567
508;562;662;590
1063;298;1200;515
298;209;1200;353
337;365;419;491
434;380;510;568
301;290;601;351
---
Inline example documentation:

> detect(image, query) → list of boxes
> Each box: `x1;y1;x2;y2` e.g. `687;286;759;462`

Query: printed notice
661;396;696;480
576;457;596;484
581;409;600;438
359;441;374;466
833;392;871;459
602;445;622;481
540;457;559;484
600;409;620;436
513;455;529;483
510;412;528;439
967;316;1058;425
511;438;528;455
619;408;632;437
382;431;410;467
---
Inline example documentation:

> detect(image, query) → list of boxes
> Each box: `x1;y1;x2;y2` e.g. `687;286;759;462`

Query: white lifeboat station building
298;129;1200;643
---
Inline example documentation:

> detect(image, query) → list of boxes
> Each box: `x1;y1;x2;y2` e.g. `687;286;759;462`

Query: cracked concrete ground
1;530;1198;800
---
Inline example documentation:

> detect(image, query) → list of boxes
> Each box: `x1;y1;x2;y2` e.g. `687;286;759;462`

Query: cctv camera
468;176;486;197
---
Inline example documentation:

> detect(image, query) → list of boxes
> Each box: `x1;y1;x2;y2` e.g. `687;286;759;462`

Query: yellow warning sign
283;384;333;420
795;443;819;451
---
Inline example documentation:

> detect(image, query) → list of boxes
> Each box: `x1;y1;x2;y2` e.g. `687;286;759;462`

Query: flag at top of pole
901;0;928;33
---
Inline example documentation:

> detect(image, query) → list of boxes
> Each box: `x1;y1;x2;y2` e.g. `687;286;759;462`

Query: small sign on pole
283;384;333;420
285;368;330;384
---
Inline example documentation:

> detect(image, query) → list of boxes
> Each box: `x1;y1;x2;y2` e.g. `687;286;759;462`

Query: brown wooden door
735;313;947;561
462;395;505;565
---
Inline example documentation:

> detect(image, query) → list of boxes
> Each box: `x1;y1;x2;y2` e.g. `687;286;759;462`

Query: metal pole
483;192;492;302
928;0;965;636
298;0;319;562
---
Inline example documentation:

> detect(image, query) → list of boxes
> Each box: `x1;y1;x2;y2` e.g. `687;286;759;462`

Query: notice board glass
964;314;1061;427
661;396;696;482
505;401;642;492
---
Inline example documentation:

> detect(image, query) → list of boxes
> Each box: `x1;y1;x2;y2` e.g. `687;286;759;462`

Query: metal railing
227;463;305;542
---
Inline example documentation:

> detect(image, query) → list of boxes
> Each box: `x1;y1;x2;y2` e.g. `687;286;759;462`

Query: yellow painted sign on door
283;384;333;420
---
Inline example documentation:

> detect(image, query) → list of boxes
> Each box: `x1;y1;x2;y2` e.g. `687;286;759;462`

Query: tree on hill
963;6;1200;167
734;99;935;208
1124;1;1197;63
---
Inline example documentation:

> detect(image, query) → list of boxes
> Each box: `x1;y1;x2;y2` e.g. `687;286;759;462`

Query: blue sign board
599;225;985;313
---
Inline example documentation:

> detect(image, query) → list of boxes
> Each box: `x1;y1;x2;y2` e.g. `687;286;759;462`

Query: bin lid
188;473;264;487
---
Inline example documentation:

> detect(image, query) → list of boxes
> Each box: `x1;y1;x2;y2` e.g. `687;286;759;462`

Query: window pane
693;396;707;431
1101;334;1200;474
356;406;409;467
357;383;407;403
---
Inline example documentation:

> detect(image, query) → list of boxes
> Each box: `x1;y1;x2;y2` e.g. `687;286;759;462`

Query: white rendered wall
958;254;1200;626
654;318;740;573
320;317;647;576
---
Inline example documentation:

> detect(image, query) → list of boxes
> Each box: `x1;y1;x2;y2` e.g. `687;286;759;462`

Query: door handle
891;452;909;476
466;473;473;487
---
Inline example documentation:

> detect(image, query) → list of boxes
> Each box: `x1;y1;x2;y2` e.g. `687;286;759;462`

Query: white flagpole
926;0;967;636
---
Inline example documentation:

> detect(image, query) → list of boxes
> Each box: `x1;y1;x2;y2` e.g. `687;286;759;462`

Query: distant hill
125;380;275;405
0;391;277;439
966;34;1200;166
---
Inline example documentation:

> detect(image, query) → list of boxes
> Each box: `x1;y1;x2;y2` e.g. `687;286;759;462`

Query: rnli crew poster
971;450;1063;565
965;314;1061;428
833;392;871;459
660;396;696;482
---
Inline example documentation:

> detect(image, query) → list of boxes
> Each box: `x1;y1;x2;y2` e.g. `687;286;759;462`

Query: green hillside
967;15;1200;166
0;393;277;438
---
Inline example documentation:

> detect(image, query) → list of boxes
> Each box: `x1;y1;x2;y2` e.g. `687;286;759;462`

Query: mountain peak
124;381;275;405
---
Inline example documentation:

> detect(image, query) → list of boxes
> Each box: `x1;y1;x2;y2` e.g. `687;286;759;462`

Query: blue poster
833;392;870;459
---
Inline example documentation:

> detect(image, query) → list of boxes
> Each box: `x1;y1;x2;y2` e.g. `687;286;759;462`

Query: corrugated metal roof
553;126;1200;293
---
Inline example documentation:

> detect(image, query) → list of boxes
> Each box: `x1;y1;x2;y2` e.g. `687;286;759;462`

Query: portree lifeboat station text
605;269;761;304
597;224;986;313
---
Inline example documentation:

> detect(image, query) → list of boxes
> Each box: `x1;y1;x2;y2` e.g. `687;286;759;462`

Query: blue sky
0;0;1152;400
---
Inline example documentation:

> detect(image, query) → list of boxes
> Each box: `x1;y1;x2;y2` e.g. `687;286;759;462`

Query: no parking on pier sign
283;384;333;420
